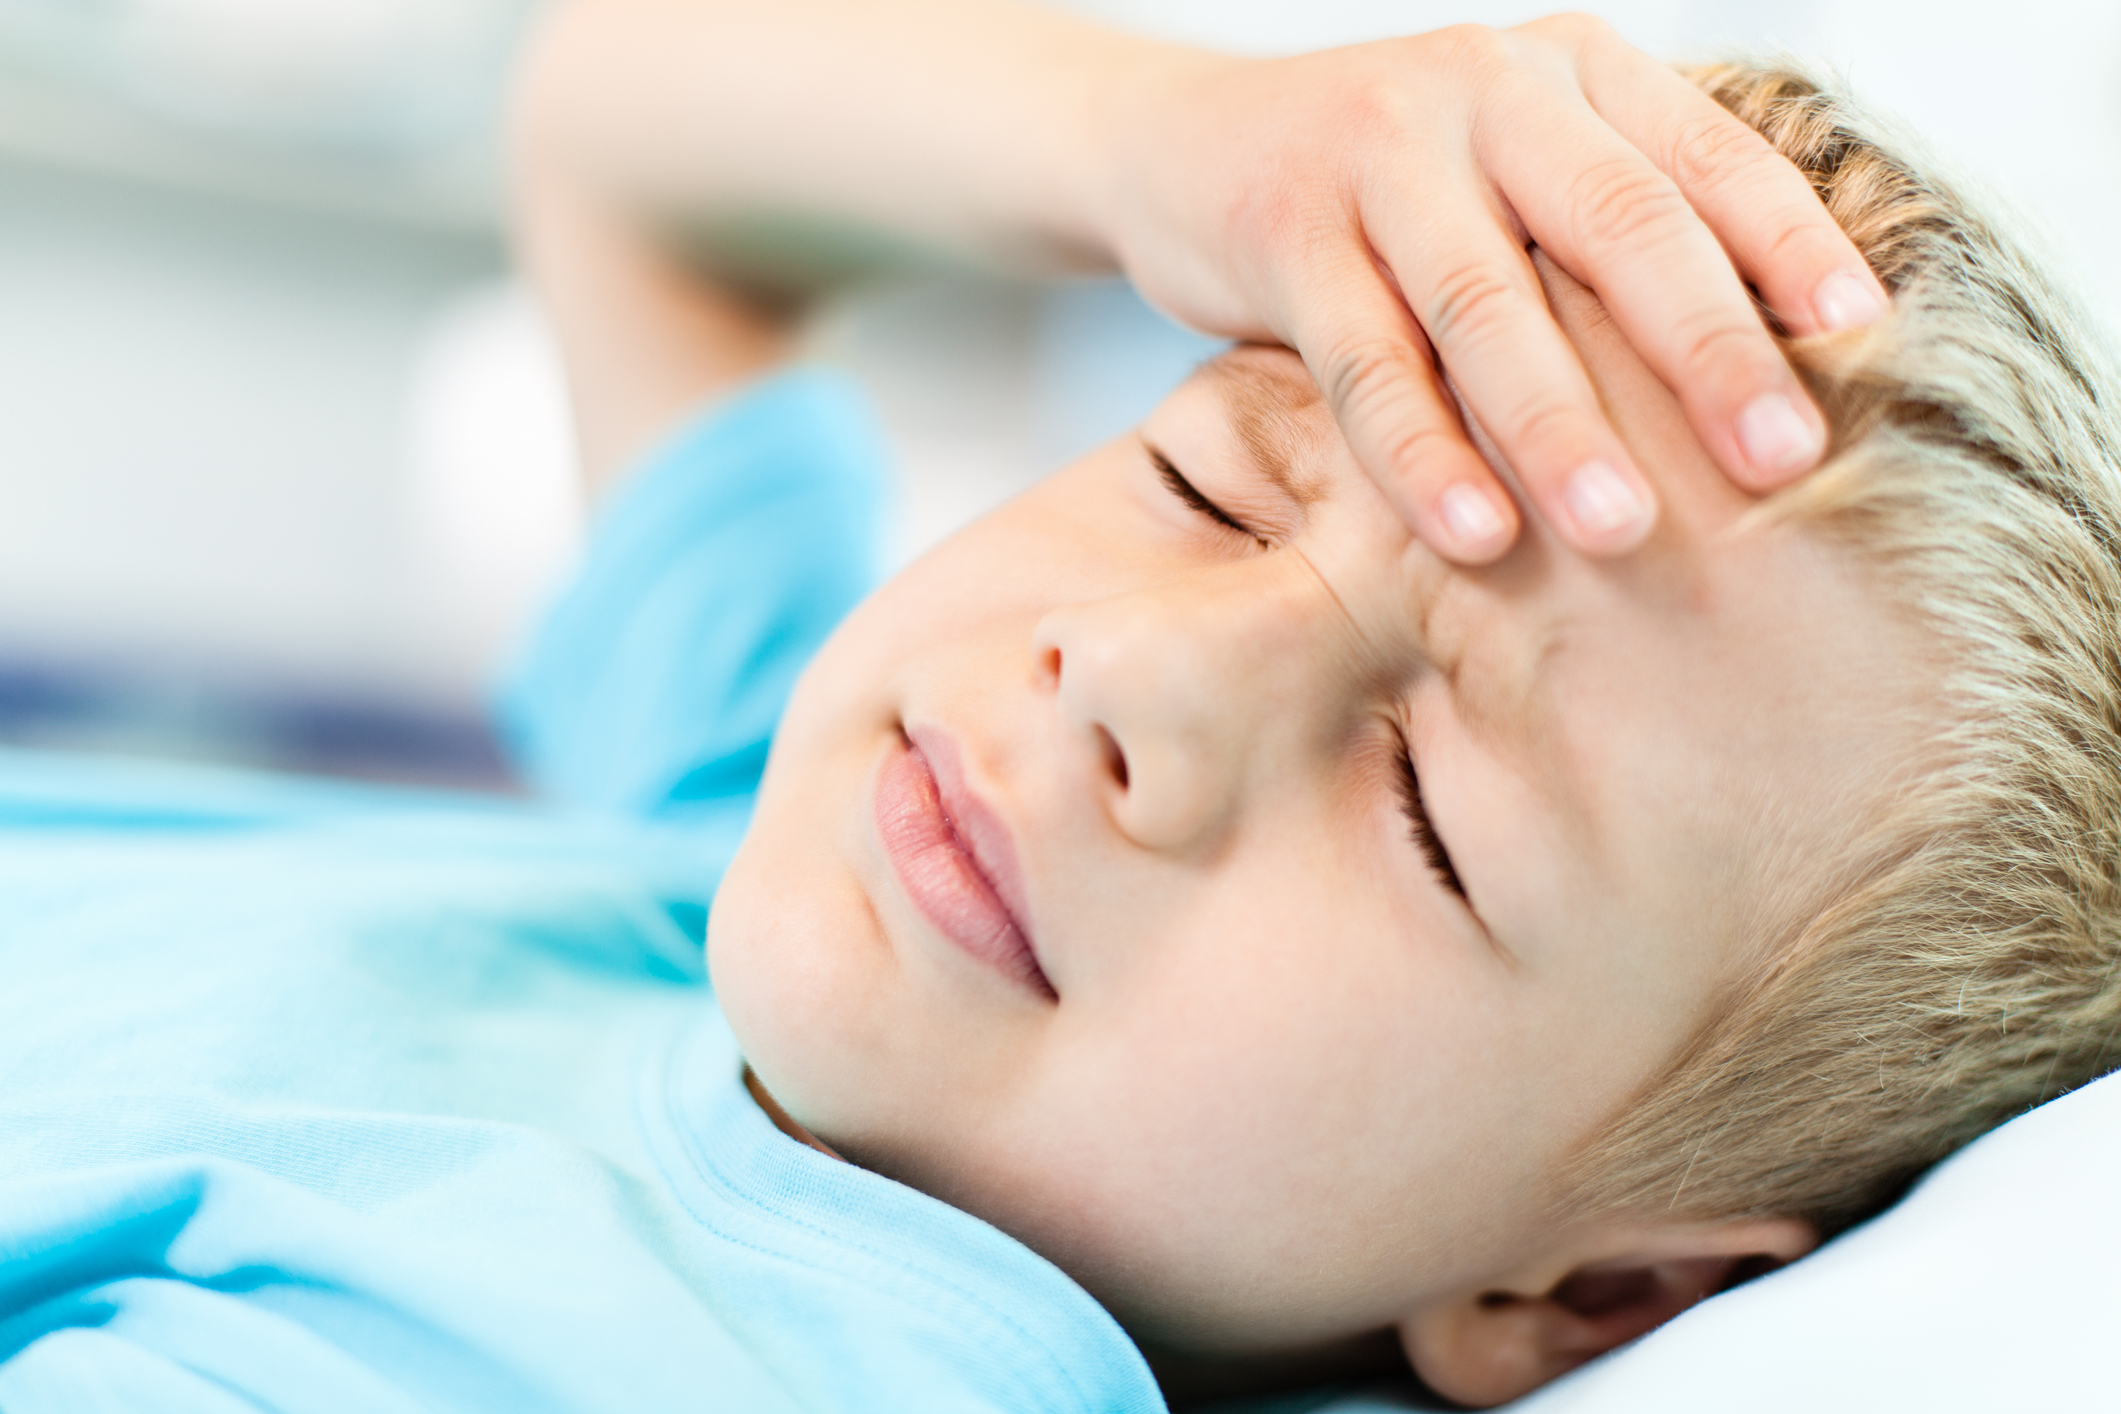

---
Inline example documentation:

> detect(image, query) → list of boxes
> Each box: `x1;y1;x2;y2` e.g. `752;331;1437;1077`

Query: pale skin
514;0;1889;561
510;4;1927;1405
710;281;1927;1404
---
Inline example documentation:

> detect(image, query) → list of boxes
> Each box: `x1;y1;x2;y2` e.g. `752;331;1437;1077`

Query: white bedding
1314;1068;2121;1412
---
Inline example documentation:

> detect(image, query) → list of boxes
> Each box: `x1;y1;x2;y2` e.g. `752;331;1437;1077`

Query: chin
705;728;893;1148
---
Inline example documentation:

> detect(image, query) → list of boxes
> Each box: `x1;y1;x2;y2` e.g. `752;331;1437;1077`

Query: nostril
1095;725;1129;789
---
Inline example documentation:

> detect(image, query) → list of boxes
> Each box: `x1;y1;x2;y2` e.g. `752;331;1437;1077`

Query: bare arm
509;0;1887;551
511;173;799;494
508;0;1140;489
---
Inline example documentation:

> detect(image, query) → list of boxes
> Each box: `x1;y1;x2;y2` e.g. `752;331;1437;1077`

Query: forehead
1155;301;1929;958
1195;346;1336;504
1199;344;1321;417
1192;330;1924;977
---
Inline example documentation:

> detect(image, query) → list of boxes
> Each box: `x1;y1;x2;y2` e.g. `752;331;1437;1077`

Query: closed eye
1393;739;1466;899
1150;447;1266;545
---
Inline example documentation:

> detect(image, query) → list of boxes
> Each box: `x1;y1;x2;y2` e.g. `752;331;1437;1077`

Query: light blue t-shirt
0;370;1165;1414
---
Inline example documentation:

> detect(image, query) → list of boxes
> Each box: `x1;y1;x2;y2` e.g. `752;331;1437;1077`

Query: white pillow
1320;1068;2121;1412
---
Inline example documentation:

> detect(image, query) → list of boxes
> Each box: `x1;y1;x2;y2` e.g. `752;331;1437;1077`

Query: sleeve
495;366;888;818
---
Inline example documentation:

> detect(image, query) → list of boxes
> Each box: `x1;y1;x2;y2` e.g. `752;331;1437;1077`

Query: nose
1032;560;1329;852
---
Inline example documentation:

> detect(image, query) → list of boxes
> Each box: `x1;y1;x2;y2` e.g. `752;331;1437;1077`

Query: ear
1397;1217;1816;1408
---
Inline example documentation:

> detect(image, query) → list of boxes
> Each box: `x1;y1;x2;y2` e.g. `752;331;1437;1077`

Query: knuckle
1340;81;1414;142
1376;419;1469;486
1525;11;1613;48
1673;314;1771;386
1564;156;1691;254
1421;262;1528;351
1317;337;1433;436
1510;392;1578;443
1234;179;1334;258
1664;111;1777;199
1755;216;1840;274
1226;170;1351;280
1318;56;1429;148
1425;23;1509;81
1505;394;1584;454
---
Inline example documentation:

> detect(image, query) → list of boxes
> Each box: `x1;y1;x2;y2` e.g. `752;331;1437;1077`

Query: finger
1356;186;1660;555
1578;35;1890;342
1278;242;1527;563
1481;86;1830;494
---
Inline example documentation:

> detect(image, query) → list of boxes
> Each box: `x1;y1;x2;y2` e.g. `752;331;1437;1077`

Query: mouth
874;725;1054;1000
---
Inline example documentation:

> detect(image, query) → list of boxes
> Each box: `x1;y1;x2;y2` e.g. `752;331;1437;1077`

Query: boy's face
711;264;1923;1369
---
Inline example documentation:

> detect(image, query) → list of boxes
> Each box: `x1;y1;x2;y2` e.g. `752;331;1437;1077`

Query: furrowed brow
1201;351;1329;507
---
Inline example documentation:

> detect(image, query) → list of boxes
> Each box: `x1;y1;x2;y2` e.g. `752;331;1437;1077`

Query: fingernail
1813;269;1887;332
1736;391;1824;480
1562;460;1651;542
1437;483;1508;552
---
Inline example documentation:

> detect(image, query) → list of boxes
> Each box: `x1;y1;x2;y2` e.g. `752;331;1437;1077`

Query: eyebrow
1200;351;1329;507
1203;350;1563;776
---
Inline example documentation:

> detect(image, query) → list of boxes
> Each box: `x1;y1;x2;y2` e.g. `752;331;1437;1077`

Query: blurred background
0;0;2114;787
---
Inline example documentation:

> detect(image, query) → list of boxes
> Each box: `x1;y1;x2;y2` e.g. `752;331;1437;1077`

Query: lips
874;727;1053;999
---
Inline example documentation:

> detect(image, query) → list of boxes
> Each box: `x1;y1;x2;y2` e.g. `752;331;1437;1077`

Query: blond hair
1571;59;2121;1235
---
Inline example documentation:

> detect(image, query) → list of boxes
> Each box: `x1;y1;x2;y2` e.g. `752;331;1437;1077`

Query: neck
743;1065;845;1160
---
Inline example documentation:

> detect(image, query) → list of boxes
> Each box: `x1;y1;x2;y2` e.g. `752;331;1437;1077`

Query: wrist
1065;33;1233;276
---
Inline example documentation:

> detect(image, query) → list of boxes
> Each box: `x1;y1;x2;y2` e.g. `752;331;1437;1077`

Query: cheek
928;859;1512;1345
705;581;957;1135
706;738;887;1136
711;485;1117;1135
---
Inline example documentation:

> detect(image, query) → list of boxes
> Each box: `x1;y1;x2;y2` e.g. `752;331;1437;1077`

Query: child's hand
1100;15;1887;562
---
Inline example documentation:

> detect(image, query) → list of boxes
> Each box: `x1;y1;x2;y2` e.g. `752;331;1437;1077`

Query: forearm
510;0;1193;294
514;171;799;495
510;5;1882;563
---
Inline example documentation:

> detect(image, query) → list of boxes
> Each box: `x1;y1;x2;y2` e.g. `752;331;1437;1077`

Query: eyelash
1394;737;1467;900
1151;448;1265;544
1153;448;1463;902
